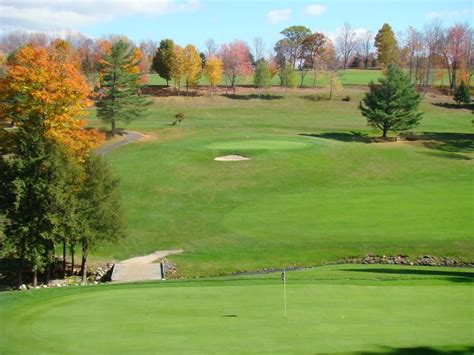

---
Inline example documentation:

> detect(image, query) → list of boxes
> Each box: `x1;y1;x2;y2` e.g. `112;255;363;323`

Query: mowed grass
146;69;384;87
85;86;474;276
1;265;473;354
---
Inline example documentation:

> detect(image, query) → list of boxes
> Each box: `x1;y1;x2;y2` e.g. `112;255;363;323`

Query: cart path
95;131;144;155
111;250;183;282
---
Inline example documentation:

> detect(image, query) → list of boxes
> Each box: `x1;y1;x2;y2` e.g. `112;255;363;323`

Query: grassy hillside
86;87;474;276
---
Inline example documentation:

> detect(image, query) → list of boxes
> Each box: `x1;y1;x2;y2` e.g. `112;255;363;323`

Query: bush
172;112;185;126
453;81;471;105
342;95;351;102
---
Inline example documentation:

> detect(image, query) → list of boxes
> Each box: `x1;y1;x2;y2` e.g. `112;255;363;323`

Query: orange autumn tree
0;44;103;160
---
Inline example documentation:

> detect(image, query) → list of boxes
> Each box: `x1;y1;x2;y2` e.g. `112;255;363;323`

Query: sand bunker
214;155;251;161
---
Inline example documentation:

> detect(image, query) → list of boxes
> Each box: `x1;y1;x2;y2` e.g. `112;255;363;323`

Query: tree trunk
111;118;116;137
186;79;189;96
166;79;169;87
70;243;75;276
17;258;24;288
32;265;38;287
62;238;67;277
81;240;88;285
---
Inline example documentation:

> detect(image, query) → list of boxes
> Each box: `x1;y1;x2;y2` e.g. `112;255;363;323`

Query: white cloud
266;8;292;25
0;0;200;33
303;4;326;16
427;8;472;20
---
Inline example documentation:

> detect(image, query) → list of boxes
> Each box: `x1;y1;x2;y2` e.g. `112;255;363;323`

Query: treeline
0;20;471;94
0;42;132;287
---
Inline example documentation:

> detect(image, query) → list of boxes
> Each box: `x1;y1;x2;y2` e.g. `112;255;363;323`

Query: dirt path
95;131;144;155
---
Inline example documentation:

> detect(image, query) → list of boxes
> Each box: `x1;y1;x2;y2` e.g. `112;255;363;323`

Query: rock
19;284;27;290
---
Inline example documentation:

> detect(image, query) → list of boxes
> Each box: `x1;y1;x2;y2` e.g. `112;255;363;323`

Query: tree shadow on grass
402;132;474;156
344;268;474;283
221;93;283;100
421;151;472;161
300;94;330;102
359;345;474;354
432;102;474;111
300;131;373;143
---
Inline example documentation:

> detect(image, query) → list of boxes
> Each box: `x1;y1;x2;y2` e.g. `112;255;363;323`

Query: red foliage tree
220;40;252;94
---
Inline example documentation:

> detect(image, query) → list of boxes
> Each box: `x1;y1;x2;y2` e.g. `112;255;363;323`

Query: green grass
146;69;384;87
1;265;472;354
84;86;474;276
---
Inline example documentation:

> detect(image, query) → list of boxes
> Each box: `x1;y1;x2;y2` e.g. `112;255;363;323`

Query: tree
361;31;374;69
170;44;185;93
300;32;327;87
183;44;202;95
359;64;423;138
204;38;218;58
0;129;82;286
78;154;126;284
0;44;103;160
253;37;265;62
279;26;312;68
375;23;399;67
280;64;297;97
96;40;151;136
220;40;252;94
152;39;174;86
253;59;271;96
453;81;471;105
336;22;359;70
323;40;341;99
204;55;222;94
440;24;471;90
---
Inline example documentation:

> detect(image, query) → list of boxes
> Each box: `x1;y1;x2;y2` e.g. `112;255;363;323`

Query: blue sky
1;0;472;50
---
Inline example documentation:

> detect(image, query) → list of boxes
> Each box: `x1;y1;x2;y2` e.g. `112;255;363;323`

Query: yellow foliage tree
0;44;103;160
170;45;185;93
204;55;222;94
183;44;201;95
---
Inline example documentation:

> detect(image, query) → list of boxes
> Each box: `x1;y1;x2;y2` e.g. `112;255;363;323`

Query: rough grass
84;87;474;277
1;265;472;354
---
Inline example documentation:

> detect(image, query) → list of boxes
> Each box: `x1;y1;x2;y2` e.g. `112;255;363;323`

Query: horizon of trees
0;20;471;92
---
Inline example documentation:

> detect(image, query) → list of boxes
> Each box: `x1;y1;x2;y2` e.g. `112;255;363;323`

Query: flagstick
283;268;287;318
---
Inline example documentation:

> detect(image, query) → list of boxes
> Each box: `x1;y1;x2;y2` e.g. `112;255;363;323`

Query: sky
0;0;472;50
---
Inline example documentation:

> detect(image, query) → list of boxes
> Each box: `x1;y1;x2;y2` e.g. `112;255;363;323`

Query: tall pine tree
96;40;151;136
374;23;399;67
359;64;423;138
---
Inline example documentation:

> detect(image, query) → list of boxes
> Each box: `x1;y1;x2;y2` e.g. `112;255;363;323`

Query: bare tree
204;38;218;58
336;22;359;69
423;20;443;87
405;27;424;83
361;31;373;69
253;37;265;62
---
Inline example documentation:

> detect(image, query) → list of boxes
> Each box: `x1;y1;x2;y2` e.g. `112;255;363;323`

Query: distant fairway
85;87;474;277
1;265;472;354
207;138;311;150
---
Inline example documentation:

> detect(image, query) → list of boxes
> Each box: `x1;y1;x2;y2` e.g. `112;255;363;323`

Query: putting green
1;265;473;354
207;139;311;150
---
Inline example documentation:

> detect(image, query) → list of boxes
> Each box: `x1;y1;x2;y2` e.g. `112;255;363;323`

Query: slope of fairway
1;265;472;354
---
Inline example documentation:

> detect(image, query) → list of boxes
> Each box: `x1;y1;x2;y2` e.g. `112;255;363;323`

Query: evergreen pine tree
374;23;399;67
453;81;471;105
359;64;423;138
96;40;151;136
78;154;126;284
152;39;174;86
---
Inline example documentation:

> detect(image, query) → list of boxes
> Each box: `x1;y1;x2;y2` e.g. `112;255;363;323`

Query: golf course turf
2;85;472;354
1;265;472;354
